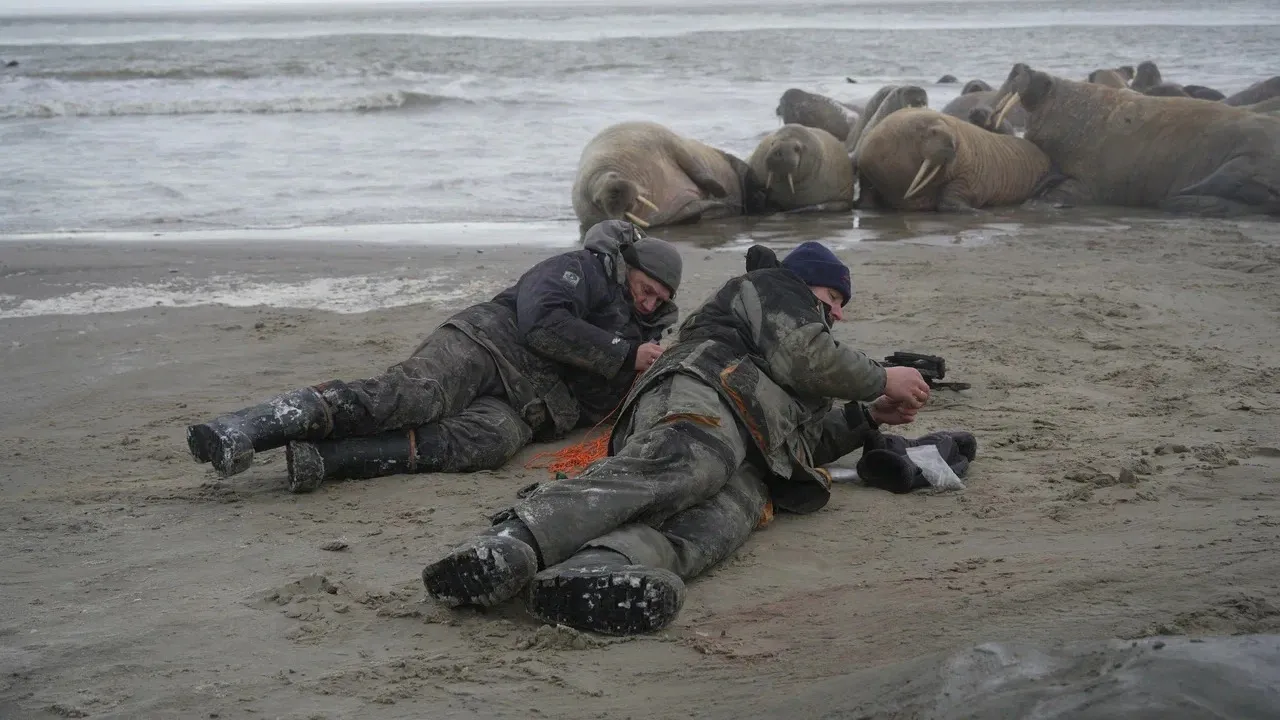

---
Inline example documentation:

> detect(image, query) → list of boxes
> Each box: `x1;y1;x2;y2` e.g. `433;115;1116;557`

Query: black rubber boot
186;387;333;478
421;520;540;608
525;549;686;636
285;431;418;494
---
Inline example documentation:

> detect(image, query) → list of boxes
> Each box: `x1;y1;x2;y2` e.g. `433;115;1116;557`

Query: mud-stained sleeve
515;254;632;378
812;403;875;466
732;278;886;401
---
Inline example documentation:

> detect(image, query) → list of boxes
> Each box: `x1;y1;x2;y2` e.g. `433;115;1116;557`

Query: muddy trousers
287;326;536;490
514;373;756;569
577;464;770;580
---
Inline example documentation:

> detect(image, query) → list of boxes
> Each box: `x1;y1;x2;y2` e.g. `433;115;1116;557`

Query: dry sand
2;211;1279;719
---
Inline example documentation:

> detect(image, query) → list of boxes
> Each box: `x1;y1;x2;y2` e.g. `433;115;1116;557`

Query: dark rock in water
937;74;959;84
726;634;1280;719
4;60;18;68
845;77;858;83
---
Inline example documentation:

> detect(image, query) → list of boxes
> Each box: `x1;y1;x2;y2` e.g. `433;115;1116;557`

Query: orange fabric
757;499;775;529
524;375;640;478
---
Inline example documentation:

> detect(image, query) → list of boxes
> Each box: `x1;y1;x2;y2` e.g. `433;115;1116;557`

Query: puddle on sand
650;204;1199;252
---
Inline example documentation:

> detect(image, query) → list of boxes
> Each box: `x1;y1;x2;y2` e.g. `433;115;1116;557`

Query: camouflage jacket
610;259;886;514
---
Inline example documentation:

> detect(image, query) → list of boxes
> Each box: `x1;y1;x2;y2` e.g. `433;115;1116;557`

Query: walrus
747;124;855;213
1243;96;1280;115
989;63;1280;217
1144;83;1191;98
961;79;992;95
1131;60;1163;93
856;107;1050;212
1224;76;1280;106
1087;68;1130;88
966;106;1015;135
846;85;929;160
571;121;767;235
937;75;958;84
775;88;858;142
1182;85;1227;101
943;89;1026;133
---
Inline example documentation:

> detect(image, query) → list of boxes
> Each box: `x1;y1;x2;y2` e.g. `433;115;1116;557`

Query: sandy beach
2;212;1280;719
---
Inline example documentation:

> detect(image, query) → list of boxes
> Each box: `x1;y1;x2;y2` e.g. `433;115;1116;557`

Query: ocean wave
0;89;485;119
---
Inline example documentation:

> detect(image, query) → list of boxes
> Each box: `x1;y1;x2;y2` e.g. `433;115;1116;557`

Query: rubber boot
186;387;333;478
285;431;419;494
421;520;541;608
525;548;686;636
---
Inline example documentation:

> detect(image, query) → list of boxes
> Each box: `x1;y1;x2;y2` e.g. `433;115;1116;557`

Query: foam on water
0;271;508;319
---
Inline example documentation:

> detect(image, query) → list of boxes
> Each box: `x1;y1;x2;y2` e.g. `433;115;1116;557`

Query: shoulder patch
561;269;581;288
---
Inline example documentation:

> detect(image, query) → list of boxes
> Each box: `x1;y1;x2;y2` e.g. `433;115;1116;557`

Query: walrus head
763;135;805;195
902;118;959;202
990;63;1048;129
592;171;660;228
1117;65;1136;81
961;79;991;95
1133;61;1161;91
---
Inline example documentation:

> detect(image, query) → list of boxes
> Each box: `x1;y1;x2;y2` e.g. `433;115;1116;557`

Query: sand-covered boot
186;387;333;477
286;431;420;494
421;520;540;608
526;548;685;636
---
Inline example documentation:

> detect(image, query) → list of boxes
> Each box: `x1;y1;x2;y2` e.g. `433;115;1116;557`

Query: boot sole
526;564;685;636
187;423;254;477
286;441;325;494
422;537;537;608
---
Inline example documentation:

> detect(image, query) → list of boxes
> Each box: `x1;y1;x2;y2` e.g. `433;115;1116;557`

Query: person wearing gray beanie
184;218;681;495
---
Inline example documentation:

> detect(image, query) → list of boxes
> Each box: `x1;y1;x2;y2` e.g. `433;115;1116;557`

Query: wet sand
2;213;1280;719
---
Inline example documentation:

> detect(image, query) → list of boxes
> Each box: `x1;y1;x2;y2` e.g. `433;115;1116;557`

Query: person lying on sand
185;219;683;493
421;241;968;636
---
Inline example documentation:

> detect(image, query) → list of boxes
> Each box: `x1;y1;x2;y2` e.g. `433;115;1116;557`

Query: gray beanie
629;236;683;296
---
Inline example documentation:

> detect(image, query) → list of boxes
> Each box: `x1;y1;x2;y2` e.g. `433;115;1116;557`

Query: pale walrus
775;88;858;142
747;124;855;213
1087;68;1130;88
571;121;767;235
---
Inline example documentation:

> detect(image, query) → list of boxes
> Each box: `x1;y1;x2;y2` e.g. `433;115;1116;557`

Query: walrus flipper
666;139;729;198
1166;161;1280;216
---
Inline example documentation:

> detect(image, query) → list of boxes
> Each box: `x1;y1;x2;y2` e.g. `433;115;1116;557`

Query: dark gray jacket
442;221;678;438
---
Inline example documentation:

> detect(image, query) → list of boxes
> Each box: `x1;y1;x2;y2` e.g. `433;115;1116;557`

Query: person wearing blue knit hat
421;239;938;637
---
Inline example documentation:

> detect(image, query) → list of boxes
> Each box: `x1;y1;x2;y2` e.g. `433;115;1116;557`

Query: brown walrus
1087;68;1130;89
990;63;1280;217
856;107;1050;212
747;124;855;213
571;121;767;235
846;85;930;160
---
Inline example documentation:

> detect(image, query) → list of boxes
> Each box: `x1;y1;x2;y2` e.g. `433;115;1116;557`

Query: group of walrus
570;60;1280;234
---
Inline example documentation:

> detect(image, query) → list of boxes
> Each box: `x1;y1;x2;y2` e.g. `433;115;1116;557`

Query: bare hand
868;395;918;426
883;366;931;408
635;342;664;371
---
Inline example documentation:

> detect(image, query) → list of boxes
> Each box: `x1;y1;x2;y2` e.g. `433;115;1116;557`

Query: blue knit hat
782;241;852;307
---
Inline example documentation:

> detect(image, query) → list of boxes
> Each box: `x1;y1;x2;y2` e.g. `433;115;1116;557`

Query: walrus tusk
787;173;795;194
637;195;660;213
903;159;942;200
992;92;1020;130
624;212;651;228
765;171;773;190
